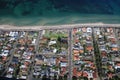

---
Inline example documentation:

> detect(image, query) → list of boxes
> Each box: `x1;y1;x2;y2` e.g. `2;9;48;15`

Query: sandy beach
0;23;120;31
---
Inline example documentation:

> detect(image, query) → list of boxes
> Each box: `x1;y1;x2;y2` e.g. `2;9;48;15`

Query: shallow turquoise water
0;13;120;26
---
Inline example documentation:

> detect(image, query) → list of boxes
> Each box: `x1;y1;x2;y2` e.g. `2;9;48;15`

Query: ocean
0;13;120;26
0;0;120;26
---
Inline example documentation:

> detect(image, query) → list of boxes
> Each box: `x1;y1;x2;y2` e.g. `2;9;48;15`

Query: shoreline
0;23;120;31
0;14;120;26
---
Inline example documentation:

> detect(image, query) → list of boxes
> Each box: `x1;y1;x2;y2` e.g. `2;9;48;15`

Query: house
86;41;93;51
107;72;113;79
98;35;103;39
99;45;107;51
88;72;93;79
73;28;77;34
73;67;77;77
73;50;79;55
28;46;34;51
32;39;36;44
107;28;113;33
48;57;56;65
110;44;118;51
107;36;116;43
86;36;92;41
79;47;84;54
1;52;9;57
22;52;32;60
19;46;25;50
53;48;57;53
82;27;87;32
48;40;56;46
73;43;81;50
87;28;92;33
19;73;27;79
18;38;26;45
108;65;114;71
60;37;68;43
115;63;120;69
78;28;82;32
14;51;21;58
60;62;67;67
39;38;48;45
6;72;13;78
93;71;97;78
11;56;19;64
60;57;68;62
60;67;67;76
112;47;118;51
77;71;82;77
0;63;3;70
83;71;88;77
74;55;80;61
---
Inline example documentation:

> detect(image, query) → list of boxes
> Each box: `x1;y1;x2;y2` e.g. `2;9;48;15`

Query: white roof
6;74;13;78
20;75;27;79
60;62;67;67
53;48;57;53
8;67;14;72
33;72;40;76
10;37;15;41
20;65;26;68
9;32;15;37
32;39;36;44
87;28;92;33
49;40;56;45
88;72;93;78
1;52;8;56
115;66;120;69
99;35;103;38
111;44;118;47
4;50;9;53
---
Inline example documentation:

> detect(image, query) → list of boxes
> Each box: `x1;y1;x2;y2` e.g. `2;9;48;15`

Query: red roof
73;68;77;77
93;71;97;78
83;71;88;77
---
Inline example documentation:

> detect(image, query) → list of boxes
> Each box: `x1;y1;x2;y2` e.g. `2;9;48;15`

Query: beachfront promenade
0;23;120;30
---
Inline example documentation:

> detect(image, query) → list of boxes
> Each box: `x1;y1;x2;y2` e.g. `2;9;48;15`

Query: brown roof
86;46;93;51
112;47;118;51
73;50;79;54
116;63;120;66
73;68;77;77
74;55;80;61
83;71;88;77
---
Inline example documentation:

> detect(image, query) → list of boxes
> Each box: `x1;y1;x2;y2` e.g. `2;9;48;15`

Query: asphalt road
68;29;73;80
27;31;42;80
1;39;18;76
